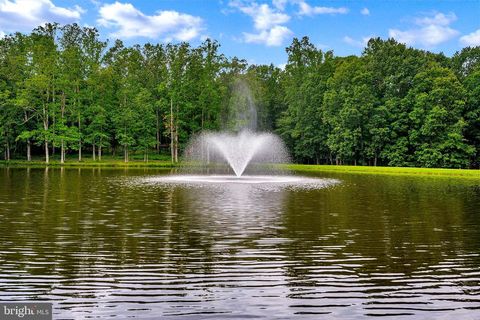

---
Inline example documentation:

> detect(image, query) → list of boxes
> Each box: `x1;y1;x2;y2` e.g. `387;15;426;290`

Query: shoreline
0;160;175;168
286;164;480;179
1;160;479;179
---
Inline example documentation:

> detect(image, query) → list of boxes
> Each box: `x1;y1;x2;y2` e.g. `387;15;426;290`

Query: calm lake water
1;168;480;319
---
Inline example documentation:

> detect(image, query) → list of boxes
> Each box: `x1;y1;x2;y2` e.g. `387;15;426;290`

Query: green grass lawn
286;164;480;179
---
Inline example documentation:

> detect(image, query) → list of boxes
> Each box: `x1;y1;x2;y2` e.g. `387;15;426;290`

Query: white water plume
184;129;290;177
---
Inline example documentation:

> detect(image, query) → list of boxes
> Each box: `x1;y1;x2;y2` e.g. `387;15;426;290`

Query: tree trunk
156;108;160;153
170;98;174;163
51;86;56;158
92;143;96;161
60;140;65;164
98;145;102;161
45;141;49;164
60;92;66;164
175;101;179;163
27;139;31;161
175;131;178;163
124;145;128;163
43;103;49;164
76;84;82;162
78;114;82;161
5;140;10;161
24;111;32;161
374;155;378;167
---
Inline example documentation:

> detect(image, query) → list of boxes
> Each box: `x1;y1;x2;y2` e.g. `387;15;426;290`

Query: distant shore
286;164;480;179
0;159;175;168
1;160;479;179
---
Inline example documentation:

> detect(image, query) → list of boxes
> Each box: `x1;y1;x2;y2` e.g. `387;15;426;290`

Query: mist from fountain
184;130;289;177
182;78;291;177
132;79;338;187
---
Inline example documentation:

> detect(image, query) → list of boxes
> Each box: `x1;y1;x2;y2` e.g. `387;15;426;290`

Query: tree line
1;23;479;168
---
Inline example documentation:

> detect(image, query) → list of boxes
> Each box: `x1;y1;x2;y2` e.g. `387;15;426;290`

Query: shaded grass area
0;153;175;168
286;164;480;179
0;160;175;168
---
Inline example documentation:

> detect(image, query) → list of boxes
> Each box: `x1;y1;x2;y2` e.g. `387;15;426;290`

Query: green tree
324;56;378;165
405;63;474;167
278;37;335;163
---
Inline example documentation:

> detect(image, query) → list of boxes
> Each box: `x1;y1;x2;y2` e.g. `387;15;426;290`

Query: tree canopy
1;25;479;168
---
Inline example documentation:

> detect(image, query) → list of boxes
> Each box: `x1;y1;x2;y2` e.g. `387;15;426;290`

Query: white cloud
98;2;204;41
388;12;459;47
343;35;372;48
414;12;455;26
297;0;348;16
244;25;292;46
361;8;370;16
235;2;290;30
460;29;480;46
230;1;292;46
0;0;84;33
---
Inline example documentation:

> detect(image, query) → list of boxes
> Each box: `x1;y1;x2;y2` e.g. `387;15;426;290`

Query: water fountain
183;129;289;177
142;79;337;188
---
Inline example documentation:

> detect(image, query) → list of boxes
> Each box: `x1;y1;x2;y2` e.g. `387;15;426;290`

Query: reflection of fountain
184;129;289;177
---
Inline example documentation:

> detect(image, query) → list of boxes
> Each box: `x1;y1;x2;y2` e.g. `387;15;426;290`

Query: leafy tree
451;46;480;79
405;63;474;167
0;23;478;169
463;69;480;166
278;37;334;163
324;56;378;165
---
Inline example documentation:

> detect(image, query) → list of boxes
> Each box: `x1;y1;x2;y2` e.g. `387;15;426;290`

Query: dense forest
1;23;479;168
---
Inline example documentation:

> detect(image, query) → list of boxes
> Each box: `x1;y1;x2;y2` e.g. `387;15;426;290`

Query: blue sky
0;0;479;66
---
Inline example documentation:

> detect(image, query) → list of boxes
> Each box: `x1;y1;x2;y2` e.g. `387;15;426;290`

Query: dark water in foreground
1;168;480;319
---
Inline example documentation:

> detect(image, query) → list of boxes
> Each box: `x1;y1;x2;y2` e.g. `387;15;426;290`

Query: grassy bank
1;160;479;179
0;159;175;168
0;153;175;168
286;164;480;179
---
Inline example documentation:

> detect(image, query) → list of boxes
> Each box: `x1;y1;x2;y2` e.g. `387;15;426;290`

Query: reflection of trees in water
278;174;480;291
2;168;480;317
0;169;290;279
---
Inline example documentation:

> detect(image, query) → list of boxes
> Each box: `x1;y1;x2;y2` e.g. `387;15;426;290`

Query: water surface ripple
1;168;480;319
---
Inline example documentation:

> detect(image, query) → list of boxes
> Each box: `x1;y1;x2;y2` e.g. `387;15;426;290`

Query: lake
1;167;479;319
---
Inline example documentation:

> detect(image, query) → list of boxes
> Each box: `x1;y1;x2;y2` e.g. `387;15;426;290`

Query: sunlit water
1;168;480;319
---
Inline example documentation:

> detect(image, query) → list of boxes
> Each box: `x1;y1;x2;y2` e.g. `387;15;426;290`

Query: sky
0;0;479;66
